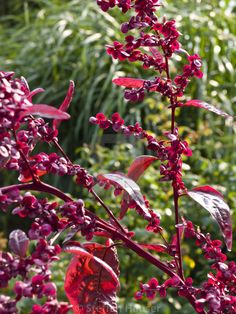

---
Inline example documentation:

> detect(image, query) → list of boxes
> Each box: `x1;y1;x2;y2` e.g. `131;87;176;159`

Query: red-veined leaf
140;243;167;253
120;156;157;219
64;241;119;314
187;186;232;251
9;230;29;257
98;173;151;220
53;80;75;130
182;100;233;119
112;77;144;88
21;104;70;120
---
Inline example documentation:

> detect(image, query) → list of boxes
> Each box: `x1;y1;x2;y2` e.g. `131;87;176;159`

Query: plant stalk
173;187;184;280
91;188;127;234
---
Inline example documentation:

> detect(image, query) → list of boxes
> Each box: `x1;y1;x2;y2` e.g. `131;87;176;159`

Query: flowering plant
0;1;235;313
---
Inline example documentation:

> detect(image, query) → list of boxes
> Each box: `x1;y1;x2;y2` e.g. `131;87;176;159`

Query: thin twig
90;188;127;234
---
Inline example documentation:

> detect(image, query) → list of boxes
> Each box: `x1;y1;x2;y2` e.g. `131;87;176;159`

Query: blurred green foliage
0;0;235;313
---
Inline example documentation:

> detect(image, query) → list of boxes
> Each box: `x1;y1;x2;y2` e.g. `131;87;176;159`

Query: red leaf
120;155;157;219
187;186;232;251
140;243;167;253
98;173;151;220
18;169;47;183
53;80;75;130
9;229;29;257
64;242;119;314
21;104;71;120
127;155;158;181
112;77;144;88
27;88;45;101
182;100;233;118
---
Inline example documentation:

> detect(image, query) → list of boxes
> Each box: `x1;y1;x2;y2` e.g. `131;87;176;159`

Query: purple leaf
182;100;233;118
98;173;151;220
112;77;144;88
64;241;119;314
9;229;29;257
53;80;75;130
120;155;157;219
21;104;70;120
187;186;232;251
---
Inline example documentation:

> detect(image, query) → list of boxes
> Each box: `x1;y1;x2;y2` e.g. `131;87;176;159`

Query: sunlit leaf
18;169;47;182
27;88;45;101
53;80;75;130
112;77;144;88
64;241;119;314
127;155;158;181
21;104;71;120
181;100;233;119
120;156;157;219
187;186;232;251
140;243;167;253
98;173;151;220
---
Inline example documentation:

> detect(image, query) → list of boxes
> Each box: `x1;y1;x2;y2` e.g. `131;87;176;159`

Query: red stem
165;48;184;279
171;106;175;134
53;139;72;164
171;105;184;279
165;55;170;80
173;187;184;280
90;188;127;234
